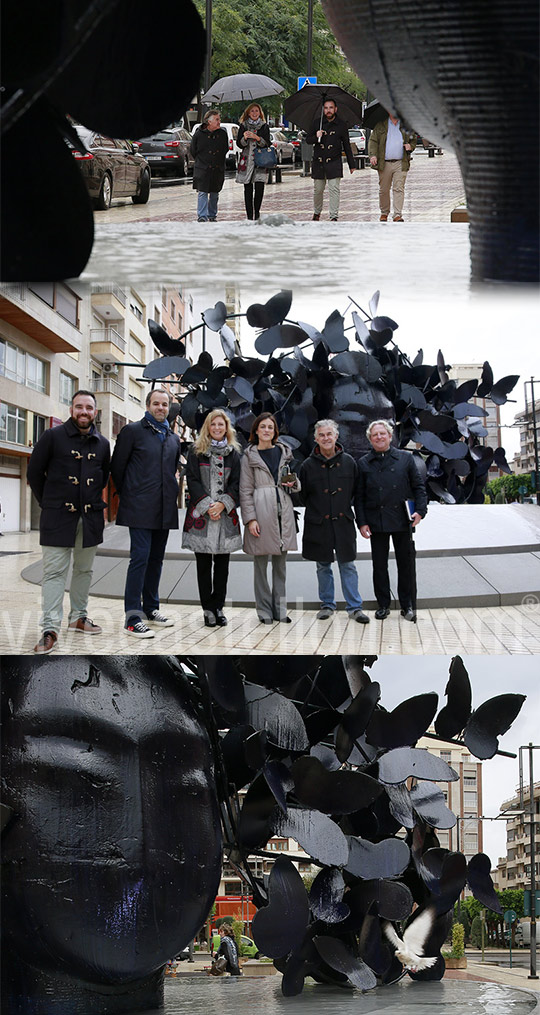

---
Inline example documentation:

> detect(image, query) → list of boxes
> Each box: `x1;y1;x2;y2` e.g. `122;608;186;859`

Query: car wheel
95;173;112;210
132;169;150;204
254;951;260;960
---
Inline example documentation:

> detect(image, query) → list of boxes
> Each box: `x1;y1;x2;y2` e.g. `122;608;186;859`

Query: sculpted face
1;657;222;987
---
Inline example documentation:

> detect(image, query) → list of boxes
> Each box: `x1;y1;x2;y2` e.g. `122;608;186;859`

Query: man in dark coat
111;388;181;638
299;419;369;623
305;99;355;221
357;419;427;621
27;389;110;654
190;109;229;221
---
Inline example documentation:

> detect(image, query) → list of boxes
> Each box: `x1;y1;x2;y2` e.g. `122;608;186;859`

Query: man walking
27;390;110;654
357;420;427;621
368;112;416;221
111;388;180;638
306;99;355;221
299;419;369;623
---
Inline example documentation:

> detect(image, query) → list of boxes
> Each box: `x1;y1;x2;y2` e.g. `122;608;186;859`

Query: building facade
417;733;484;861
496;780;540;892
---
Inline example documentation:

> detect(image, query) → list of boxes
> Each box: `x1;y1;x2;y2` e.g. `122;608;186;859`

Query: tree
470;914;485;948
486;474;532;503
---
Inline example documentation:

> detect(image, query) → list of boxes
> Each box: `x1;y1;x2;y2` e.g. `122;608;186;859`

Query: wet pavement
80;153;470;289
140;974;539;1015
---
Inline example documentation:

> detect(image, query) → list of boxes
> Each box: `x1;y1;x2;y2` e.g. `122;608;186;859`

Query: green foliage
193;0;366;121
456;909;471;942
302;873;316;892
486;474;532;502
451;922;465;959
470;914;485;948
231;915;244;951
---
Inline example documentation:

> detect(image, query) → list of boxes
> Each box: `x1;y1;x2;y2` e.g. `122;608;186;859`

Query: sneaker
124;620;154;639
329;216;338;221
147;610;174;628
379;214;388;221
34;630;58;654
350;609;370;624
68;617;102;635
316;607;334;620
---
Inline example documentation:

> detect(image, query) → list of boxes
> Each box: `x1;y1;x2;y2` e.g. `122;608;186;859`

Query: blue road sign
298;76;317;90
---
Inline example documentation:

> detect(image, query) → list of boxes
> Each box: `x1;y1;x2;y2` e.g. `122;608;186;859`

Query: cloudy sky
368;654;540;864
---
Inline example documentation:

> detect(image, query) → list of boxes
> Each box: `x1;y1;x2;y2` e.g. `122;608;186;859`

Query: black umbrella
362;99;389;130
283;84;364;132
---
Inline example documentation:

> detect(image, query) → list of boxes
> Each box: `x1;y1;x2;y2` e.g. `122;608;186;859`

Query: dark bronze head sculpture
1;657;222;1014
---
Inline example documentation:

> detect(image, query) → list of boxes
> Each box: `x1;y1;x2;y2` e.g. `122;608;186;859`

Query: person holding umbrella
190;109;229;222
357;420;427;622
367;109;416;221
305;98;355;220
235;102;272;220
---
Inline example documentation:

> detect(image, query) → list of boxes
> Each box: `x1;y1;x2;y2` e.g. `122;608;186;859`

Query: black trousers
370;530;413;610
244;181;265;219
195;553;230;612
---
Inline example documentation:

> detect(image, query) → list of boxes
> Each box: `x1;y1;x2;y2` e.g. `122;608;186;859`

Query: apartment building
417;733;484;860
512;396;540;477
449;362;503;478
495;781;540;892
0;282;193;532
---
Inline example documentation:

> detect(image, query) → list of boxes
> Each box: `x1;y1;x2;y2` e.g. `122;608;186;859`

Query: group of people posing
190;99;416;223
28;388;427;653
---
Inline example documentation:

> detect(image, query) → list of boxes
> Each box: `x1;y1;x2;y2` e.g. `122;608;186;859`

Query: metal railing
91;283;127;306
89;327;126;352
91;376;125;399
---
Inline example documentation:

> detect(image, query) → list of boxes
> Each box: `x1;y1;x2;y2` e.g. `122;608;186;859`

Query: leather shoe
68;617;102;635
34;631;58;654
374;607;390;620
312;213;320;221
350;609;370;624
204;611;217;627
215;609;228;627
393;215;404;222
400;607;417;622
259;617;273;625
379;214;388;221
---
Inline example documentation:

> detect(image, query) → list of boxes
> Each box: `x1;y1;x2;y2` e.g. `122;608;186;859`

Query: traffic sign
504;909;517;924
298;76;317;90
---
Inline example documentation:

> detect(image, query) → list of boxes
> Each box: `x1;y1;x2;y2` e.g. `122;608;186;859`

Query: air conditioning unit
102;362;119;375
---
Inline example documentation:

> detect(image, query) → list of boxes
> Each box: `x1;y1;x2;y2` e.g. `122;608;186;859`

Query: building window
0;402;26;445
464;792;478;811
1;340;47;393
130;300;143;322
33;414;46;445
112;412;126;437
440;750;451;762
129;379;143;404
28;282;80;326
59;371;76;405
224;881;240;895
129;333;145;363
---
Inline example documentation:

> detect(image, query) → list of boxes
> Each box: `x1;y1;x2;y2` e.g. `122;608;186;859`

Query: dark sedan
70;127;151;209
136;127;194;177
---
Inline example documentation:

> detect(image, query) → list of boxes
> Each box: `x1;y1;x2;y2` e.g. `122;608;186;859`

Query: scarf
144;410;170;442
211;437;229;449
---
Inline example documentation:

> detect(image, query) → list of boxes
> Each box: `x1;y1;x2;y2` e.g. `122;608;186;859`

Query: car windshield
74;126;95;147
141;132;179;142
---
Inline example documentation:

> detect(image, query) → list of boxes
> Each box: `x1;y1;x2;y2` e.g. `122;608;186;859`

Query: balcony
91;285;127;320
92;376;125;399
90;326;126;358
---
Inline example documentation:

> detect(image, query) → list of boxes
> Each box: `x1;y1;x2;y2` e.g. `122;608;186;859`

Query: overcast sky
368;655;540;864
190;285;539;459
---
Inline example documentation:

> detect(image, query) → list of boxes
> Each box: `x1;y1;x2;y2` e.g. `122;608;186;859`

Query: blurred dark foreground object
0;0;205;281
322;0;539;284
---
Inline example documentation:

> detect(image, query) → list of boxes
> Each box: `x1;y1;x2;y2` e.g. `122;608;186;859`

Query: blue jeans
124;528;169;622
197;191;219;221
316;560;363;613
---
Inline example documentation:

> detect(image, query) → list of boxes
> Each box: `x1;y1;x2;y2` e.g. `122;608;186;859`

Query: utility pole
204;0;213;95
525;379;539;501
307;0;313;75
528;744;538;979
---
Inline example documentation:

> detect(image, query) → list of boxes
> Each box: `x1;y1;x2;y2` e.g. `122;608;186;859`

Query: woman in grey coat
182;410;242;627
239;412;299;624
235;103;272;220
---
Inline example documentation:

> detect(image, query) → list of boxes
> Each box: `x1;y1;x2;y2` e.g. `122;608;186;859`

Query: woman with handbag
182;410;242;627
214;926;241;976
239;412;300;624
236;103;273;220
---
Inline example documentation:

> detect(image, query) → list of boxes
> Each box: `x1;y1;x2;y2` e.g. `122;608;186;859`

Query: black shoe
350;609;370;624
215;609;228;627
375;607;390;620
259;617;273;625
204;610;217;627
312;213;320;221
276;616;292;623
400;607;417;623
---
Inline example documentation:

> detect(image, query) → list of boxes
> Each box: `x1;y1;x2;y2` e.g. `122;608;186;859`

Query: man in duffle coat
305;99;355;221
298;419;369;623
27;389;110;654
357;419;427;621
111;388;181;639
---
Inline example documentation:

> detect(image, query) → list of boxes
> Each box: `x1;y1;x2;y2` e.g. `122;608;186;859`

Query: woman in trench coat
235;102;272;220
190;109;229;222
182;410;242;627
239;412;299;624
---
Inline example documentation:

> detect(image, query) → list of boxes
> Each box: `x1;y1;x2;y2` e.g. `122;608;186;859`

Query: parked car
281;128;302;157
136;127;194;177
269;128;296;164
70;126;151;209
348;128;367;155
192;121;239;169
240;935;260;959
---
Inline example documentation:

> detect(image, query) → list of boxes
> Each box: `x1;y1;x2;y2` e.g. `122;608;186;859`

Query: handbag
254;146;278;168
209;955;227;976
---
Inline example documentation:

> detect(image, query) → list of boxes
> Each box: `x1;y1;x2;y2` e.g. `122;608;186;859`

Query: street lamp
524;378;539;501
518;744;539;979
204;0;213;95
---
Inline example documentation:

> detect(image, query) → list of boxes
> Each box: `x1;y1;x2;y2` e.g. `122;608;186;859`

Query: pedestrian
111;388;180;638
182;409;242;628
215;926;241;976
357;420;427;621
299;419;369;623
235;102;272;220
27;390;110;654
190;109;229;222
239;412;300;625
305;99;355;221
368;111;416;221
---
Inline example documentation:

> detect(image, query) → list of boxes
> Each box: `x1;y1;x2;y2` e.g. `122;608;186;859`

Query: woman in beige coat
239;412;299;624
